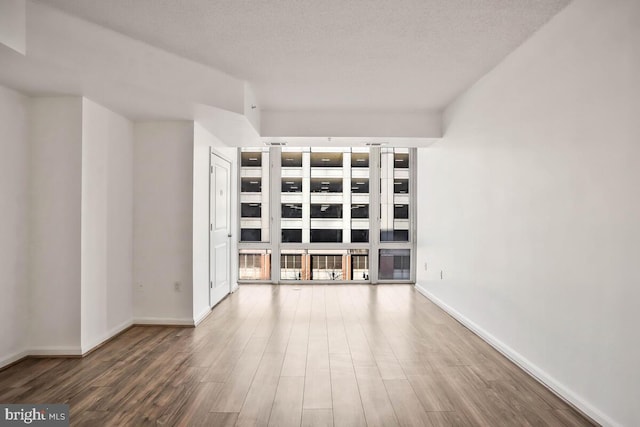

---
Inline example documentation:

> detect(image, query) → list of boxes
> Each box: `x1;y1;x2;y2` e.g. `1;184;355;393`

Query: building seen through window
238;146;413;283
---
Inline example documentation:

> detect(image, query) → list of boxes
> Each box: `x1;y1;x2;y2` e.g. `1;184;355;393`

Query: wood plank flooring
0;285;595;426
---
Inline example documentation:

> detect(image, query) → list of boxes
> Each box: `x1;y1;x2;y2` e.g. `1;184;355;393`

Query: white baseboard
0;349;30;369
81;319;134;355
28;346;83;356
194;307;212;326
414;283;616;427
133;317;194;326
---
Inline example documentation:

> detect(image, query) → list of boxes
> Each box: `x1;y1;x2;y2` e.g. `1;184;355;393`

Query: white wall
81;99;133;352
0;85;29;365
0;0;25;54
133;121;195;324
416;0;640;426
261;110;441;138
28;97;83;353
192;123;238;324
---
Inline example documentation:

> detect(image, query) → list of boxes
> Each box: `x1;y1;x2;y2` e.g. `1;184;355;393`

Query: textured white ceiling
34;0;570;111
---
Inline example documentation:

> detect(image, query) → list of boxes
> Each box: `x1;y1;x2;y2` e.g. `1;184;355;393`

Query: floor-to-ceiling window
238;145;415;283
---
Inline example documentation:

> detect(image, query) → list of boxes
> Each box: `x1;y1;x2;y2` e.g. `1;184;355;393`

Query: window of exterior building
240;228;261;242
351;229;369;243
241;203;261;218
351;179;369;193
310;178;342;193
311;254;344;280
241;152;262;167
281;151;303;167
310;229;343;243
351;254;369;280
282;178;303;193
282;204;302;218
282;229;302;243
310;152;343;167
351;204;369;218
241;178;262;193
310;204;342;218
351;152;369;167
280;253;303;280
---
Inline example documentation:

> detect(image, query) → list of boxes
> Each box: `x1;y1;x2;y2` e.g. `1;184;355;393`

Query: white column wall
416;0;640;425
80;98;134;352
0;85;29;366
133;121;195;324
28;97;83;353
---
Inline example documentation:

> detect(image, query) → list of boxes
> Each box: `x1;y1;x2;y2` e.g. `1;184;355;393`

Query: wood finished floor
0;285;594;427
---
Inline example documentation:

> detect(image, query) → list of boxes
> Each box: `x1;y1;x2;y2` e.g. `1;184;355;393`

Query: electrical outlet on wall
174;281;182;292
424;262;428;271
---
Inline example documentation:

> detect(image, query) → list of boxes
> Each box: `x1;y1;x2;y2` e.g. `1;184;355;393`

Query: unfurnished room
0;0;638;426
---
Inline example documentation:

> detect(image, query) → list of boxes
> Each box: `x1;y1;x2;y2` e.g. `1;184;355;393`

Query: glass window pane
310;152;343;167
351;229;369;243
241;203;261;218
310;254;343;280
240;148;269;243
351;253;369;280
282;178;302;192
351;149;370;243
282;204;302;218
351;204;368;218
379;249;410;280
381;148;410;242
281;151;302;167
280;254;303;279
241;229;261;242
394;204;408;219
239;250;271;280
241;152;262;167
310;204;342;218
351;152;369;167
380;230;409;241
350;179;369;193
310;229;342;243
282;229;302;243
310;178;342;193
394;152;409;168
281;250;308;280
241;178;262;193
394;179;409;194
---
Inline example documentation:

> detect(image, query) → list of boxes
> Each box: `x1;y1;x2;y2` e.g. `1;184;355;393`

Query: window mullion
270;146;282;284
369;146;381;284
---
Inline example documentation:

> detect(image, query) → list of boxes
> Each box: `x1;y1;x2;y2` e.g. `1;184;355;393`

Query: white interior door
210;152;231;307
